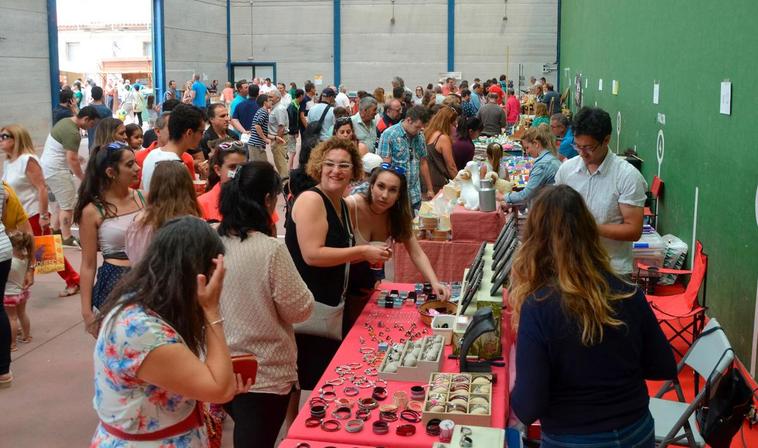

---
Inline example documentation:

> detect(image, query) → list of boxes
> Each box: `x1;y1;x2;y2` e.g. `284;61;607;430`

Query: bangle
345;419;364;433
372;420;389;435
320;419;341;432
396;423;417;436
209;318;224;326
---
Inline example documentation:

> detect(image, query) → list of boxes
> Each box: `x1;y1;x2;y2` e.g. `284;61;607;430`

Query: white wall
0;0;53;145
229;0;557;91
58;28;152;74
164;0;228;87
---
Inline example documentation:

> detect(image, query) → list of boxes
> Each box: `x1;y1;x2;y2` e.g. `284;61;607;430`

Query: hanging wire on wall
390;0;396;25
503;0;508;22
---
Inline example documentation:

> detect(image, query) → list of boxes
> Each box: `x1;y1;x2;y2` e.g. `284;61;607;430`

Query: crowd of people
0;70;672;448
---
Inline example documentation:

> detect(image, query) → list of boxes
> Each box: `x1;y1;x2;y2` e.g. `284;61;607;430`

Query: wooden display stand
422;373;494;427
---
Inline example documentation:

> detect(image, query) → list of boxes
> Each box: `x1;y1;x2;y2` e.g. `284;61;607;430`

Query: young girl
124;123;143;152
486;142;506;179
3;232;35;351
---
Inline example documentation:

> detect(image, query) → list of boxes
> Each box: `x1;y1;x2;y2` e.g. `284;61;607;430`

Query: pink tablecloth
450;205;505;242
279;439;375;448
286;283;512;448
392;240;481;283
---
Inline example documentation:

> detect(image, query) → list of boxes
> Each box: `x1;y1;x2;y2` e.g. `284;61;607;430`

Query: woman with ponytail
216;161;313;447
73;142;143;336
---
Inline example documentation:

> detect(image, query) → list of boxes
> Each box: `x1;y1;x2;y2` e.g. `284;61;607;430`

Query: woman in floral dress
90;216;246;447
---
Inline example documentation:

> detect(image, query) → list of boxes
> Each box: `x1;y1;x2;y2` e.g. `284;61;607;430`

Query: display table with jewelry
285;281;514;448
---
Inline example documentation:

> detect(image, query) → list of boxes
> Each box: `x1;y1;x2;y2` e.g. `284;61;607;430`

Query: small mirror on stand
459;307;499;372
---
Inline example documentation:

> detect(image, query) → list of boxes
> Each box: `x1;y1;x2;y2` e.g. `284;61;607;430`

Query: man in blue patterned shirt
376;106;433;211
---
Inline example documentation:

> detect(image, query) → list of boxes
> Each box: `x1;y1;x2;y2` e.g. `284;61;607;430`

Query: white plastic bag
660;234;688;285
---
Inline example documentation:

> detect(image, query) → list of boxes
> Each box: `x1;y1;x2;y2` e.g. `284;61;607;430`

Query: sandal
59;284;80;297
19;335;32;344
0;371;12;389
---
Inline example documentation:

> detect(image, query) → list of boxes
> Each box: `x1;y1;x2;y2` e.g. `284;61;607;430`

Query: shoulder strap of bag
317;104;332;127
340;199;353;299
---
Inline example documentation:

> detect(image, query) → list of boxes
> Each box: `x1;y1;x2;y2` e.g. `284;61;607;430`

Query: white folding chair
649;318;734;447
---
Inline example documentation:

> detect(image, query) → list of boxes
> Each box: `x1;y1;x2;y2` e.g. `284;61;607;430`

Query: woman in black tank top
285;137;391;389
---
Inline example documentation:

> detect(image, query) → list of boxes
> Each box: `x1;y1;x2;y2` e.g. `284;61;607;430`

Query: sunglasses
335;117;353;126
0;133;12;141
217;141;245;151
380;162;406;176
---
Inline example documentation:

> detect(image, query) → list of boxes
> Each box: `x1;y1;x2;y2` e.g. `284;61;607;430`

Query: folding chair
644;176;664;228
649;318;734;447
643;241;708;357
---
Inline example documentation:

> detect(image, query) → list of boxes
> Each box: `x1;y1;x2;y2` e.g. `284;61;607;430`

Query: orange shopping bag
34;234;65;274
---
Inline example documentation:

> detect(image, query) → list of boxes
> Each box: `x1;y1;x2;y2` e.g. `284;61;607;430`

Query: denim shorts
541;412;655;448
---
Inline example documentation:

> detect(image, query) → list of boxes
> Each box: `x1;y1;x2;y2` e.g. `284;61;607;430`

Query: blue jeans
541;412;654;448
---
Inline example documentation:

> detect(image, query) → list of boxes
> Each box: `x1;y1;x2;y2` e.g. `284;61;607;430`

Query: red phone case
231;355;258;385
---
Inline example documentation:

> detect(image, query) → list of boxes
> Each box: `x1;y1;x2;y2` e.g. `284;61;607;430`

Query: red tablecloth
450;205;505;242
279;439;375;448
286;283;512;448
392;240;481;283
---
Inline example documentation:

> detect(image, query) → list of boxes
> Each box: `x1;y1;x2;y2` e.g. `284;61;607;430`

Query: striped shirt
248;107;270;148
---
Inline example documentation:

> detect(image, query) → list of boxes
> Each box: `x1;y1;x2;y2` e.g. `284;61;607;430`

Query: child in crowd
3;232;35;351
486;142;507;179
125;123;143;152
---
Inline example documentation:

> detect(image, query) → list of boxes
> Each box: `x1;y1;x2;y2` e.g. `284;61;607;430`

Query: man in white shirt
351;96;378;151
141;104;205;191
554;107;647;275
277;82;292;108
259;78;276;94
335;85;351;109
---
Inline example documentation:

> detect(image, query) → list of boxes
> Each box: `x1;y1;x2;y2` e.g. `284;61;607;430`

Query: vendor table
279;440;375;448
392;205;504;283
286;283;512;448
392;240;481;283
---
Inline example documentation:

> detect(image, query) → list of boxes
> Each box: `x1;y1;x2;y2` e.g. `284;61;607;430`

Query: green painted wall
559;0;758;375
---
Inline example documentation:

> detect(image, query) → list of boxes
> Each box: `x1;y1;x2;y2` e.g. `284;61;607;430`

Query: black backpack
301;104;332;154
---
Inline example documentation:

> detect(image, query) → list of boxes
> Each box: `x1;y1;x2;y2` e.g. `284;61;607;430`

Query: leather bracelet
372;386;388;401
358;397;378;410
410;385;426;400
332;406;351;420
343;386;360;397
356;408;371;421
320;390;337;402
400;409;422;423
335;398;353;408
379;411;398;422
310;405;326;418
304;417;322;428
345;419;364;433
406;400;423;412
309;397;327;407
372;420;389;435
396;423;417;436
378;404;397;413
426;418;442;436
320;419;341;432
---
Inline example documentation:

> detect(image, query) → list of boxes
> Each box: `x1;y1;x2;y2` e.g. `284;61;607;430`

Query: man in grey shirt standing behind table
555;107;647;277
477;93;507;137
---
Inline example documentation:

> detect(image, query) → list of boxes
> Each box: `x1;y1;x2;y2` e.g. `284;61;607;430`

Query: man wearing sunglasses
376;105;433;211
554;107;647;276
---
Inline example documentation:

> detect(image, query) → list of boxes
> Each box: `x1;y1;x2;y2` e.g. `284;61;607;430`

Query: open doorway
56;0;154;126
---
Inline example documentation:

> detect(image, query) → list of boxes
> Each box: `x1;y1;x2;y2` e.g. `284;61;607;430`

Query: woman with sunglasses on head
1;124;81;297
125;160;202;265
509;185;675;448
198;139;247;223
346;163;449;302
74;142;144;337
285;137;391;390
218;161;314;447
333;116;369;156
424;106;460;194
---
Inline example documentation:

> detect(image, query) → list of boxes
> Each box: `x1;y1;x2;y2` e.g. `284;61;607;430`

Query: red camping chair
644;176;664;229
644;241;707;358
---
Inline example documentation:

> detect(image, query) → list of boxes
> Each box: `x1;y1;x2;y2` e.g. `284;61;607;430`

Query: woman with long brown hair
345;163;448;303
125;161;202;264
503;124;560;207
508;185;675;448
424;106;459;193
